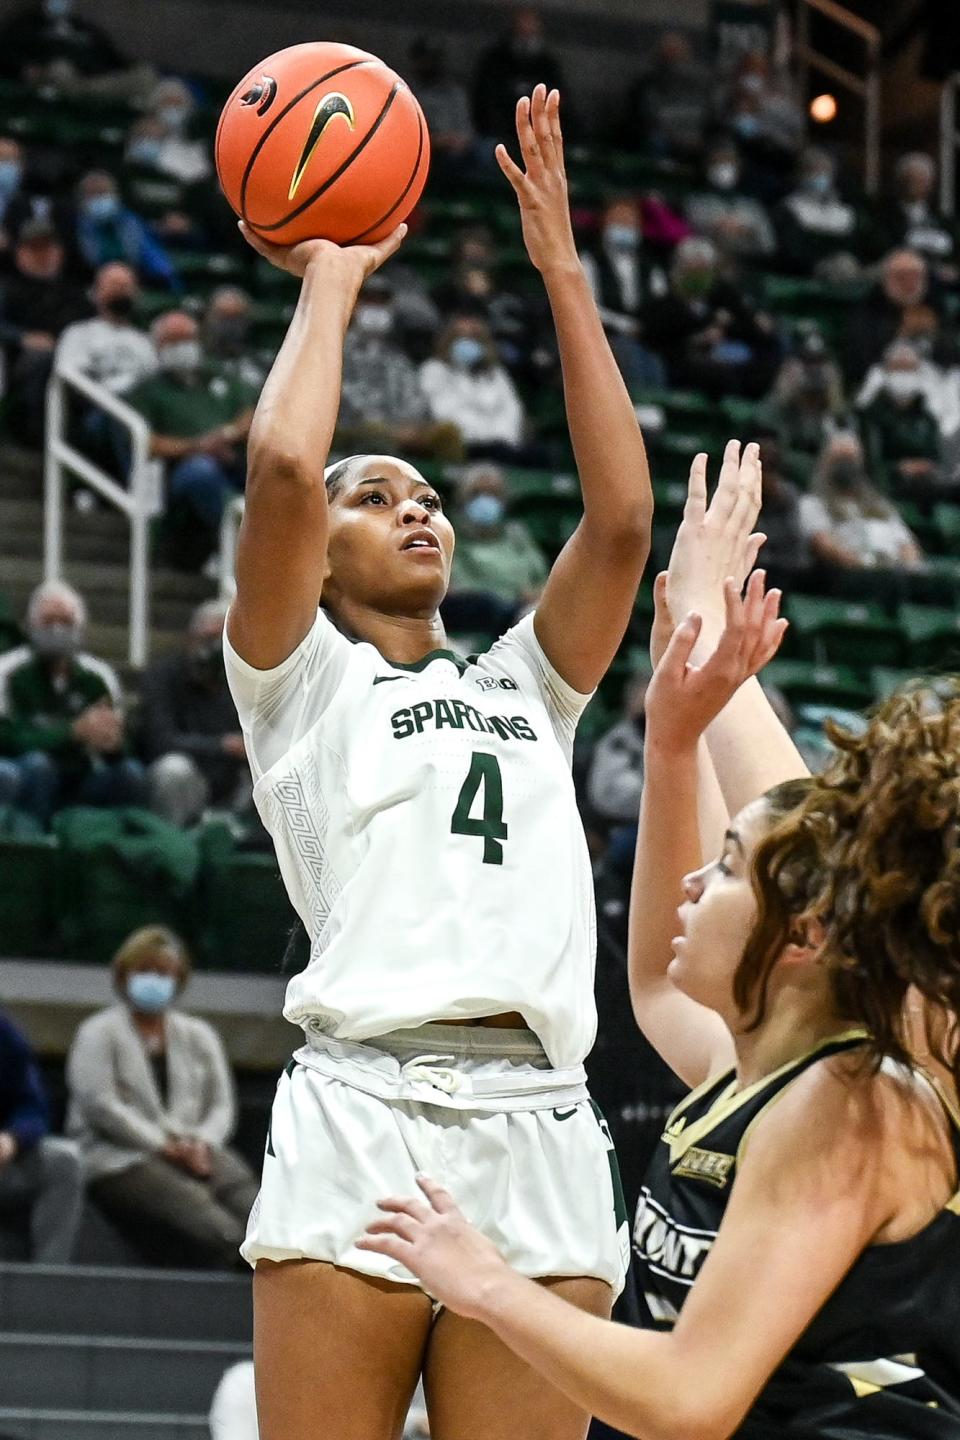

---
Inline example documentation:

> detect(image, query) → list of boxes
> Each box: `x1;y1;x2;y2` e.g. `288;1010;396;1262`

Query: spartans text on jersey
390;699;538;742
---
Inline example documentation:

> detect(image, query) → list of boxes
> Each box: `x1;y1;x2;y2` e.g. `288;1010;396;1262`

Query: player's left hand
496;85;578;277
357;1174;508;1319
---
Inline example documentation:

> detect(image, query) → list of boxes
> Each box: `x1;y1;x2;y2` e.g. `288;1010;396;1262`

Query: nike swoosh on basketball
288;91;356;201
372;675;406;685
552;1107;579;1121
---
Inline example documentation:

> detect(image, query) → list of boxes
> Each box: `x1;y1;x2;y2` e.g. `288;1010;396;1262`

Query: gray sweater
66;1004;236;1180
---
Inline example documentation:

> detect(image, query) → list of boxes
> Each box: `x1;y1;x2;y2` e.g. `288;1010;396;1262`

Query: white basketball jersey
224;610;598;1067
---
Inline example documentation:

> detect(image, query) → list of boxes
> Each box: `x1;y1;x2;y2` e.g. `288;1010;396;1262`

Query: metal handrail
795;0;881;195
44;365;164;668
218;494;244;600
940;73;960;215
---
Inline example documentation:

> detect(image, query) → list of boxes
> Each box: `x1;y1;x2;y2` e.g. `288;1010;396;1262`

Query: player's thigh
424;1275;613;1440
253;1258;433;1440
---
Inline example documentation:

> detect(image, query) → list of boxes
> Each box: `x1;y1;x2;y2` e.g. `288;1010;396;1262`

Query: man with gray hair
142;599;249;828
640;235;780;396
878;151;958;280
0;579;146;826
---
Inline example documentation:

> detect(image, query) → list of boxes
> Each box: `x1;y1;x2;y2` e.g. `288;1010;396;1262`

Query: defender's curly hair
734;682;960;1092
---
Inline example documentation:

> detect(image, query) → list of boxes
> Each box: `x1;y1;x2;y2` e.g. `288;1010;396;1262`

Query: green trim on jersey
385;649;469;675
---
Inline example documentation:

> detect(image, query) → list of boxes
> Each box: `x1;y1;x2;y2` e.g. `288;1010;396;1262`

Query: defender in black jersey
361;446;960;1440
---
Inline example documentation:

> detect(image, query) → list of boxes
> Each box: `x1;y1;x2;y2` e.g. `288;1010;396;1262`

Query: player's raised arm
666;443;810;812
227;224;406;671
497;86;651;693
628;572;786;1086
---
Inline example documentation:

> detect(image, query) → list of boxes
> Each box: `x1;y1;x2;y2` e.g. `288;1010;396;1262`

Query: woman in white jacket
420;310;526;453
66;924;258;1267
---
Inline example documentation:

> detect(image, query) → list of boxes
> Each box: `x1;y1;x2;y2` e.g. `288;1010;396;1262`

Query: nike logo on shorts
552;1107;579;1121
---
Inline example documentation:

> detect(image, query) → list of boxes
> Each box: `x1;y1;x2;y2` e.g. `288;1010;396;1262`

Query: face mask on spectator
83;193;120;224
44;0;73;17
708;163;739;191
0;159;22;192
354;304;393;337
732;113;760;139
464;492;505;528
127;971;177;1014
802;171;832;197
128;138;162;167
160;104;190;132
449;335;486;368
830;459;863;492
104;293;135;320
605;223;640;251
159;340;202;374
885;371;923;403
29;620;82;658
206;315;248;351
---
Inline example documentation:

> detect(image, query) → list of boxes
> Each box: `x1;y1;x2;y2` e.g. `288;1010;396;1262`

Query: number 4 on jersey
451;751;508;864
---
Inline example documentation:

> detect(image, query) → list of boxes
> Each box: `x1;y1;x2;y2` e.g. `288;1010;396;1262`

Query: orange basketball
215;42;430;247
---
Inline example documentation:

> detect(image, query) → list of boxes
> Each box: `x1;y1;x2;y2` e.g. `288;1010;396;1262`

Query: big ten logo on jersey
633;1190;715;1284
475;676;518;693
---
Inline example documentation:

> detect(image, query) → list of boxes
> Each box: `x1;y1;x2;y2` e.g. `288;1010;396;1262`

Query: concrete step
0;554;214;604
0;1409;209;1440
0;1264;251;1343
0;1331;248;1413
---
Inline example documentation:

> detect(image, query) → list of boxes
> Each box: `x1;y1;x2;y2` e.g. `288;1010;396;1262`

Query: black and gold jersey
633;1030;960;1438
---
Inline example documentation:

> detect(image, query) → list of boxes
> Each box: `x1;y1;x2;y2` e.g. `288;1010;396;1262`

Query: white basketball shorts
242;1023;630;1297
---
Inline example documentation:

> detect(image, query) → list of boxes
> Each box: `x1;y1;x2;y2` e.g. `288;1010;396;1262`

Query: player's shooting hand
665;441;765;649
645;572;787;755
358;1174;508;1320
496;85;578;278
238;220;407;290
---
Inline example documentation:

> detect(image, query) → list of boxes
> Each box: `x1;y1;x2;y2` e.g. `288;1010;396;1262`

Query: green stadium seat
897;604;960;670
763;659;873;711
933;503;960;550
198;824;300;972
0;826;58;957
173;251;250;287
785;596;906;667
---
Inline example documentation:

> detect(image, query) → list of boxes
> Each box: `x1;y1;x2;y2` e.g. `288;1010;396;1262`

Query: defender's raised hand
496;85;578;276
665;440;765;643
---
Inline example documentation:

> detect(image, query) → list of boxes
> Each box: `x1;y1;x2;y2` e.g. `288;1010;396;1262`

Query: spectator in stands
579;198;667;387
138;77;211;186
0;579;147;826
877;152;958;281
847;248;937;382
443;462;547;637
433;253;542;377
55;261;156;394
420;310;527;456
586;673;647;826
0;136;26;248
0;1009;83;1262
409;38;480;181
200;287;266;391
776;147;861;276
685;138;776;262
0;218;87;446
762;324;848;454
640;235;780;397
337;274;461;461
143;600;249;829
857;340;946;497
799;431;924;575
0;0;123;83
209;1360;259;1440
74;170;177;290
717;50;805;190
755;429;810;586
66;925;259;1269
126;311;257;558
471;7;569;142
620;30;710;160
